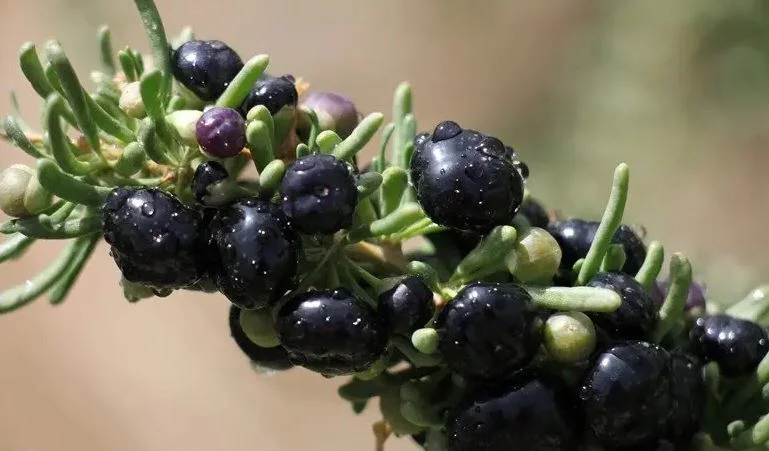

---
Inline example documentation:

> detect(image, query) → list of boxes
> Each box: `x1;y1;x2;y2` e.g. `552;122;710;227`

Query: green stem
406;261;442;293
525;286;622;312
140;70;166;121
0;236;87;313
118;49;137;81
332;113;385;162
216;55;270;108
653;253;692;342
600;244;626;272
97;26;116;76
730;414;769;448
345;257;383;289
317;130;342;154
246;105;275;140
48;233;100;304
85;92;135;142
36;159;111;207
294;237;348;293
391;82;412;169
1;214;102;240
0;234;35;264
349;203;425;241
635;240;664;290
727;285;769;325
357;172;383;200
339;265;377;309
133;0;172;102
246;120;274;172
301;107;320;150
450;225;517;285
576;163;630;285
258;159;286;195
45;94;93;175
379;166;408;217
375;122;395;172
391;336;442;368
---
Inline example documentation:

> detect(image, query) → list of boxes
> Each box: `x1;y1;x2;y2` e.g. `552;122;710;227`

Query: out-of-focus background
1;0;769;450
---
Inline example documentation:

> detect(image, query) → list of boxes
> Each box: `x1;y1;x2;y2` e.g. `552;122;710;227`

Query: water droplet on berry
432;121;462;142
476;137;506;159
464;164;484;180
314;186;331;197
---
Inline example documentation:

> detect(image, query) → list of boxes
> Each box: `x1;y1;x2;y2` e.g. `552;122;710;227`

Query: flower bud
301;91;360;139
506;226;562;283
543;311;596;364
119;81;146;118
0;164;52;218
166;109;203;147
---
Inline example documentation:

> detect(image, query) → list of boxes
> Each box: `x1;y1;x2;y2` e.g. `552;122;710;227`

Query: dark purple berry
196;107;246;158
585;272;657;339
241;74;298;116
208;198;299;310
547;220;647;275
513;160;529;179
300;91;360;139
690;314;769;377
655;279;707;311
192;160;229;204
275;288;388;376
447;373;579;451
102;187;205;289
436;282;543;381
667;353;705;443
228;305;293;371
279;153;358;234
517;197;549;228
578;341;673;448
378;276;435;336
171;40;243;101
410;121;524;233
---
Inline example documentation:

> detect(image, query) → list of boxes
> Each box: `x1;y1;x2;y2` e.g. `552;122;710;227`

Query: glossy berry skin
378;276;435;336
578;341;673;448
547;220;647;275
586;272;657;339
517;197;549;229
447;373;579;451
436;282;543;381
192;160;229;204
171;40;243;101
228;305;293;371
207;198;299;310
690;314;769;377
196;107;246;158
275;288;389;376
102;187;204;289
667;353;705;443
410;121;525;233
279;153;358;234
241;74;298;115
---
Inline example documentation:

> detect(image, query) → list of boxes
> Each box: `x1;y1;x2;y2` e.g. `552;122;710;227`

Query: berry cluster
1;1;769;450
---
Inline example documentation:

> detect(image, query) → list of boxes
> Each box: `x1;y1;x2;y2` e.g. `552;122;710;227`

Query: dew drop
464;164;484;180
314;186;331;197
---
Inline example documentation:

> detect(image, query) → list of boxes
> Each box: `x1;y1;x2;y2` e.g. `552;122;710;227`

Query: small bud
301;91;360;139
0;164;52;218
119;81;146;118
543;311;596;364
166;109;203;147
239;308;281;348
507;227;562;283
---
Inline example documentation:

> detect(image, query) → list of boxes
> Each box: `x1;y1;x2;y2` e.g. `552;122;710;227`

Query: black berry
517;197;549;228
579;341;672;448
275;288;389;376
279;153;358;234
207;198;299;310
192;160;229;204
436;282;543;381
547;219;647;275
667;353;705;443
228;305;293;371
585;272;657;339
447;373;579;451
690;314;769;377
378;276;435;336
102;187;205;289
196;106;246;158
171;40;243;101
241;74;298;116
410;121;525;233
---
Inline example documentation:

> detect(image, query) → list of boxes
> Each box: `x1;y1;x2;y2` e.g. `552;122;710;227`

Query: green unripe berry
166;109;202;147
379;387;424;436
411;328;439;355
543;311;596;364
119;81;146;118
239;308;280;348
506;226;562;284
0;164;52;218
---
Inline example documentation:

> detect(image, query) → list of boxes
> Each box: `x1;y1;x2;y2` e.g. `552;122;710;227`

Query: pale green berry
119;81;146;118
166;109;202;147
507;226;562;283
239;308;280;348
0;164;52;218
543;311;597;364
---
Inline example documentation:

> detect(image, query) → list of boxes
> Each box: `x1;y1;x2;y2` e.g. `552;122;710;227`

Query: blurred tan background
2;1;769;450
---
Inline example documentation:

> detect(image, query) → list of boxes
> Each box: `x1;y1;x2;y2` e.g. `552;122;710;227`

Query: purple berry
655;279;707;311
300;91;360;139
195;107;246;158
